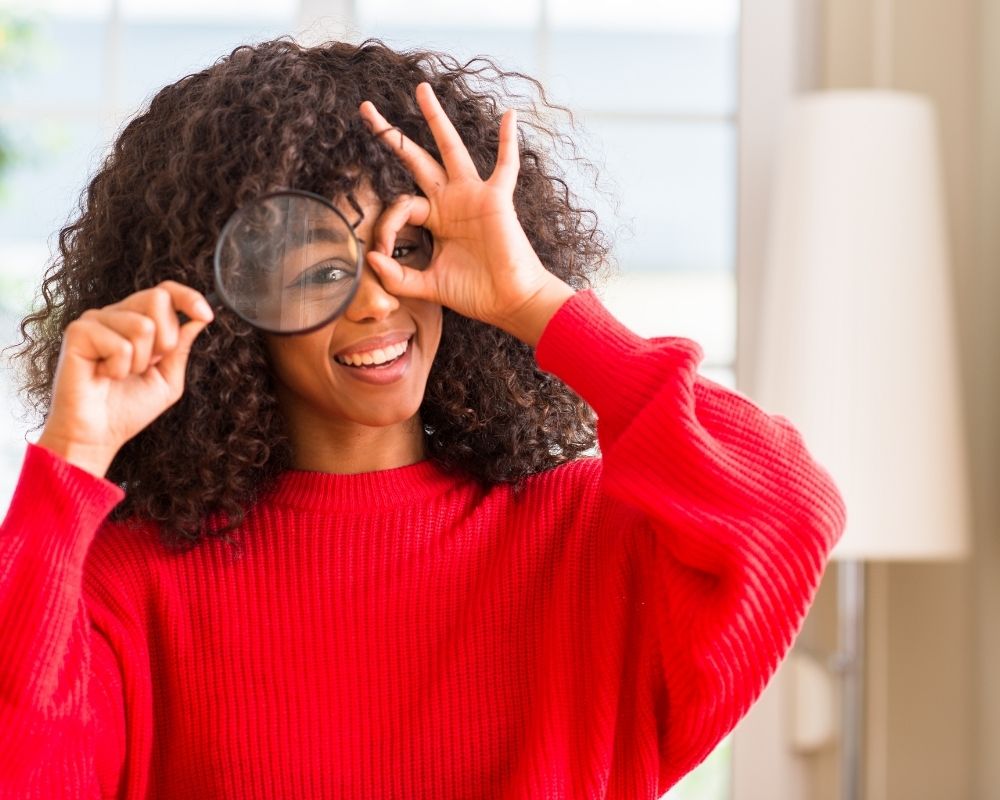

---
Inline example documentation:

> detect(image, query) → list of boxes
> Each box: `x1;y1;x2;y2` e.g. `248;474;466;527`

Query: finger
365;250;436;303
414;81;480;179
156;316;211;397
489;108;521;194
129;285;181;354
359;100;449;194
83;308;158;375
65;317;137;381
156;280;214;323
373;194;432;257
119;280;214;345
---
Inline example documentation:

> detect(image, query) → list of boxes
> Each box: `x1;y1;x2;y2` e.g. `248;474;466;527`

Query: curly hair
10;37;613;549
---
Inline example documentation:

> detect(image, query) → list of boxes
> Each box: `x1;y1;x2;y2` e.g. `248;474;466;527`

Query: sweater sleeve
535;290;847;791
0;443;129;797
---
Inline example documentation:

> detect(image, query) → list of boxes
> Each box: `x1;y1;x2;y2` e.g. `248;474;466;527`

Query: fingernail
196;299;214;320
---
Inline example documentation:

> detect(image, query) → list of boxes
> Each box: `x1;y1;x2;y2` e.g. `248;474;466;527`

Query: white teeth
335;337;409;367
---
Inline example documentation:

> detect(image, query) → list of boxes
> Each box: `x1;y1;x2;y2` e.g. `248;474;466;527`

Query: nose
342;252;400;323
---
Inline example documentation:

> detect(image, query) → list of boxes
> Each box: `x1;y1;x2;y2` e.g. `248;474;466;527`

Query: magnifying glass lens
214;192;362;334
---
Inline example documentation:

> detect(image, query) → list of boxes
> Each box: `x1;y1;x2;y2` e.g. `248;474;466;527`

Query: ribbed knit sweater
0;290;845;799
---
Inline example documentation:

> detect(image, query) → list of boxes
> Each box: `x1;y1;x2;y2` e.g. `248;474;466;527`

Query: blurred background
0;0;995;798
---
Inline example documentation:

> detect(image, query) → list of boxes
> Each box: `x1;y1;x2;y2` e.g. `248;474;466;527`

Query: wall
822;0;987;798
972;0;1000;795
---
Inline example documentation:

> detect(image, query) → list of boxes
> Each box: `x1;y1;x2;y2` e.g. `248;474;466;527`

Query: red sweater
0;290;845;799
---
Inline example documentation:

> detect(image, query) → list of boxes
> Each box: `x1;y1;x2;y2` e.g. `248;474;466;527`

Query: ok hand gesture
359;82;574;346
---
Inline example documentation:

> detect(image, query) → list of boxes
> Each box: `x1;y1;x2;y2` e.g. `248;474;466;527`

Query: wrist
35;431;116;479
499;275;575;347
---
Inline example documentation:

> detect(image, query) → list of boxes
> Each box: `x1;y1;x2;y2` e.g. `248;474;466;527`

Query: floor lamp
753;91;971;800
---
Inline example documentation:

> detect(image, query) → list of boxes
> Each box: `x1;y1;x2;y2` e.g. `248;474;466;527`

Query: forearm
533;289;847;787
0;444;125;789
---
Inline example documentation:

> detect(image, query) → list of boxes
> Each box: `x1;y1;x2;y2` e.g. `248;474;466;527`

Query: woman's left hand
358;82;574;346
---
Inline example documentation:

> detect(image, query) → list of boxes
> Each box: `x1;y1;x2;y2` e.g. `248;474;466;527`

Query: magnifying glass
185;189;364;335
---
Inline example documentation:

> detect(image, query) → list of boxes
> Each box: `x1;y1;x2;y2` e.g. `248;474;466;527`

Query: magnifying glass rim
213;188;365;336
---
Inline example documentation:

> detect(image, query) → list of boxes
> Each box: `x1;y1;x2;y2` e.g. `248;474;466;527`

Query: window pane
121;0;296;22
576;117;736;274
0;290;36;512
664;734;733;799
0;357;32;512
4;16;108;108
549;0;739;34
597;271;735;367
701;365;736;390
355;0;540;74
358;0;539;28
118;19;295;110
350;25;539;76
0;119;107;248
5;0;111;18
546;30;737;116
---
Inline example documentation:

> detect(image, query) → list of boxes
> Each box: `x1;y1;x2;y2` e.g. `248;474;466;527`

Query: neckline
262;458;469;511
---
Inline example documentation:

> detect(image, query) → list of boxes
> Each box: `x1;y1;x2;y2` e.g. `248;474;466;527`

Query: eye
287;260;355;289
392;237;431;269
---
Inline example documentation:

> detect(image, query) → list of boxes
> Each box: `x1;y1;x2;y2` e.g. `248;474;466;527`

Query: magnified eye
287;260;356;289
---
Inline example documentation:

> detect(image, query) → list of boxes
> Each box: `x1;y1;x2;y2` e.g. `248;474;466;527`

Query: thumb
366;250;436;303
157;318;210;393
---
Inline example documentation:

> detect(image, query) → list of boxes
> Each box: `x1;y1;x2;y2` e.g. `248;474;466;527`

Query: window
0;3;739;795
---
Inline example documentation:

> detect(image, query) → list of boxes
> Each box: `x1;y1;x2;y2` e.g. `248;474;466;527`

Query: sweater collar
263;458;469;511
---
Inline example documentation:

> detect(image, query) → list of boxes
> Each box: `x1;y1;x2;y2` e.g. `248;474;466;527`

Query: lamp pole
835;560;866;800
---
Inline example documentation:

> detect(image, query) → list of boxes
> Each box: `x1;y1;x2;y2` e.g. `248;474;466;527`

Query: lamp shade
754;90;970;560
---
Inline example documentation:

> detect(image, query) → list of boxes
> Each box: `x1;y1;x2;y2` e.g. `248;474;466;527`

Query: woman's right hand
35;280;214;479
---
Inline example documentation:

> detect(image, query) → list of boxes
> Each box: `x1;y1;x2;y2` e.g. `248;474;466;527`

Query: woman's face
262;183;442;431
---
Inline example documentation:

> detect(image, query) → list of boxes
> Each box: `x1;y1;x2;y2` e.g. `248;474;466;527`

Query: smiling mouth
333;336;412;369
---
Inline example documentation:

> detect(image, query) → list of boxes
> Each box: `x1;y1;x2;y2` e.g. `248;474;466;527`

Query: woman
0;38;845;799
